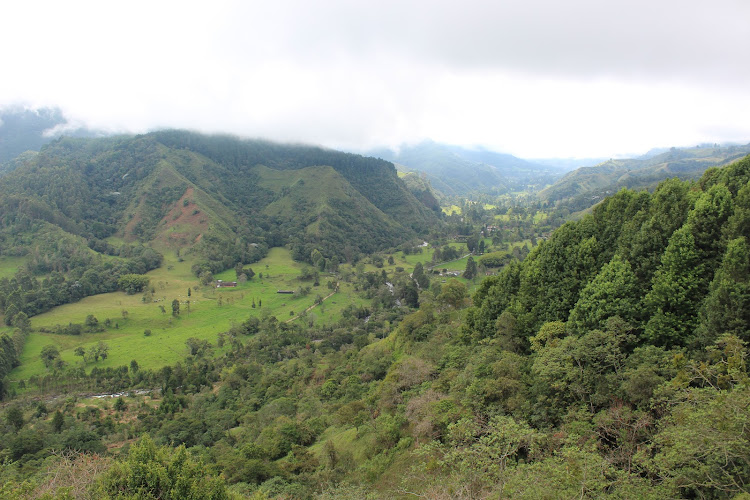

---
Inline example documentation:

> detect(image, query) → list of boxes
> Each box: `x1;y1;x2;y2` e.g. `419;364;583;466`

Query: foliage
118;274;150;295
96;435;228;499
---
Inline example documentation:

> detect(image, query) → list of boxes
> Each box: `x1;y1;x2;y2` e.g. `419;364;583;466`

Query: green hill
369;140;564;196
0;131;439;334
0;131;438;266
1;149;749;499
540;143;750;206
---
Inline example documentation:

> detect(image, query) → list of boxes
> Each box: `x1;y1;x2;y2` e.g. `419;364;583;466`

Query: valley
0;125;748;499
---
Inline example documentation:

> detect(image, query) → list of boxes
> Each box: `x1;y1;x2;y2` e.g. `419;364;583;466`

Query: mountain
4;152;749;499
0;107;97;170
0;131;440;276
368;140;566;196
539;143;750;206
398;170;442;212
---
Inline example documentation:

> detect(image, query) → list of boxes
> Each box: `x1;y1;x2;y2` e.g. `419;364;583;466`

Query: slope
370;140;564;196
0;131;439;271
540;143;750;205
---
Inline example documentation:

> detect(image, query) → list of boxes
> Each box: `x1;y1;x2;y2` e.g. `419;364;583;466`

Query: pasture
9;248;340;381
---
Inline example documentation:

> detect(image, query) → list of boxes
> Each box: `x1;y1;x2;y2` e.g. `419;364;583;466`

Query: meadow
8;247;339;382
6;237;497;384
0;256;27;279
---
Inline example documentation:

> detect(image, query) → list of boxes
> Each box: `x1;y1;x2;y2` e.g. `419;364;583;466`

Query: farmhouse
216;280;237;288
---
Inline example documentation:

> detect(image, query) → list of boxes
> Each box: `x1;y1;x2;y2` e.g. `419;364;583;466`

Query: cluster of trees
0;247;161;330
2;146;749;496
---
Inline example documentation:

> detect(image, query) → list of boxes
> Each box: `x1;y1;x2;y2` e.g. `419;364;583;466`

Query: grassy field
9;248;339;382
442;205;461;216
7;236;499;383
0;256;27;278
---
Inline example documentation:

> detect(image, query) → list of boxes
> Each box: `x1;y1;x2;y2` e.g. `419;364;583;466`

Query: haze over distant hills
367;140;568;196
3;107;750;211
0;107;97;168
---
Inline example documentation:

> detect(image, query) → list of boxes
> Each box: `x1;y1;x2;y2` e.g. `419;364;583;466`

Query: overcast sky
2;0;749;158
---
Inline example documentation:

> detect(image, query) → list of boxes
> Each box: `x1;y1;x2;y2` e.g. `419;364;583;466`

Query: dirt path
285;288;338;323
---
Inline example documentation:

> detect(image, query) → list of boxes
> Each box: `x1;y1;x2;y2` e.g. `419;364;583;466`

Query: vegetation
0;132;749;498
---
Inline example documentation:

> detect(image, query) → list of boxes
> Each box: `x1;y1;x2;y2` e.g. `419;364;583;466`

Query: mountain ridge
0;131;439;273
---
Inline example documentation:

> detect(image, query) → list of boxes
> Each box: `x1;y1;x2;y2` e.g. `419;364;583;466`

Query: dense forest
0;131;438;296
0;148;749;497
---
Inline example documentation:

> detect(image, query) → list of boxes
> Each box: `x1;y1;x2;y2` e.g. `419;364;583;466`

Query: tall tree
695;237;750;346
412;262;429;289
643;226;703;346
568;255;639;334
463;256;478;280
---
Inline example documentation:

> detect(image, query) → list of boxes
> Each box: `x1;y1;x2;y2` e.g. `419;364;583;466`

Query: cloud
1;0;749;157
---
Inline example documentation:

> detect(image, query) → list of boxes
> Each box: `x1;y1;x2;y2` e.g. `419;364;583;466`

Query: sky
1;0;749;159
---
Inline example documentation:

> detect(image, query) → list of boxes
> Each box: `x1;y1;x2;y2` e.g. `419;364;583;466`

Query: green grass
10;248;331;382
0;256;26;278
442;205;461;216
9;236;502;383
533;211;548;224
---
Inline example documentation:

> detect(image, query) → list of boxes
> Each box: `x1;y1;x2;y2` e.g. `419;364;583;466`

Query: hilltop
368;140;565;196
0;131;439;269
540;143;750;208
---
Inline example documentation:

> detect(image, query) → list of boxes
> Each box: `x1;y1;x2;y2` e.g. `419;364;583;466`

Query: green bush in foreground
95;435;228;499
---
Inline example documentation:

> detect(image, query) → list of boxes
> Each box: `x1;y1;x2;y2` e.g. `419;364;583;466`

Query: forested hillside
0;130;437;292
370;141;563;196
540;143;750;211
0;107;98;169
1;150;748;498
0;132;439;401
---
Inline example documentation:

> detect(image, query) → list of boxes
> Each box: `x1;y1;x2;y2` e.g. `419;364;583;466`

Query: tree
466;234;480;253
438;279;468;309
695;237;750;346
186;337;213;357
12;311;30;332
464;256;478;280
96;435;228;499
40;344;60;368
401;280;419;308
532;318;633;420
86;341;110;363
51;410;64;432
644;226;703;346
311;249;325;270
3;304;19;327
567;255;639;334
97;341;109;360
114;397;127;412
172;299;180;317
85;314;99;331
117;274;150;295
5;406;23;431
412;262;429;289
644;383;750;498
